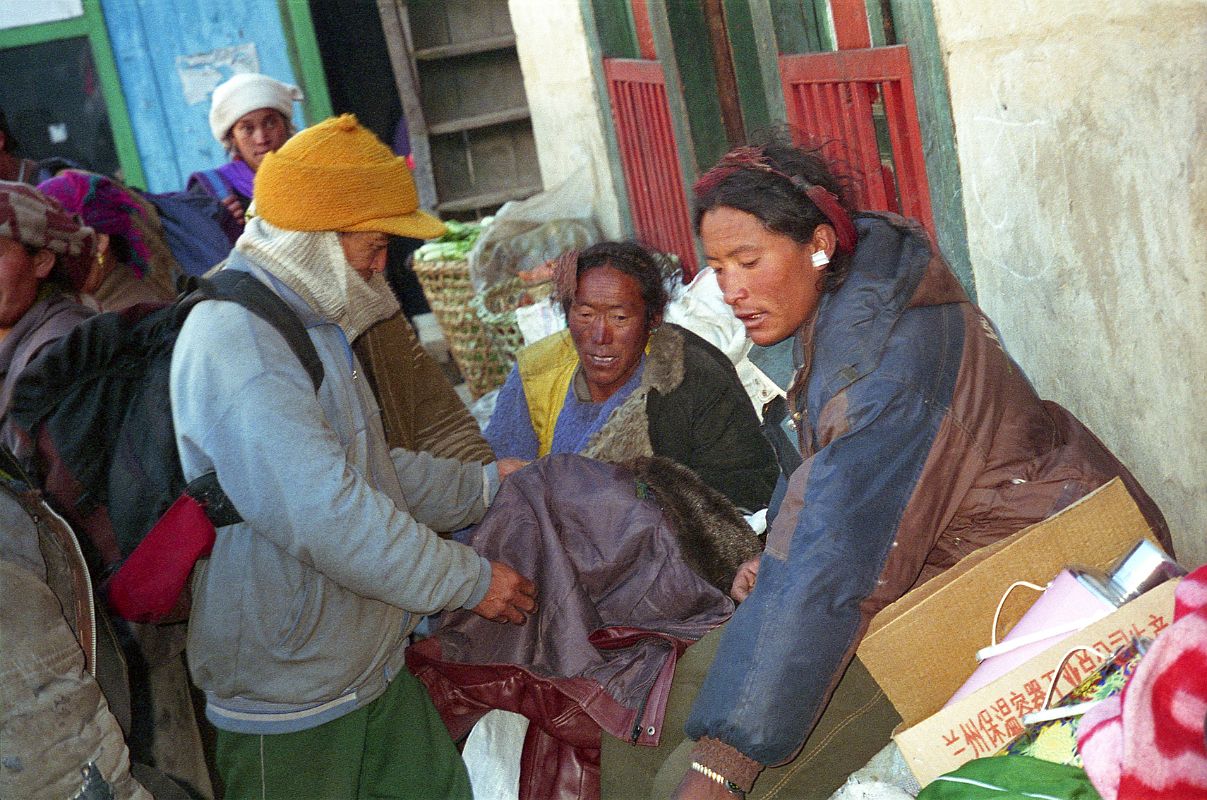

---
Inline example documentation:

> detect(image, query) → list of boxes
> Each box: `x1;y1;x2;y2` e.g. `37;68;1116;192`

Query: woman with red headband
602;136;1170;799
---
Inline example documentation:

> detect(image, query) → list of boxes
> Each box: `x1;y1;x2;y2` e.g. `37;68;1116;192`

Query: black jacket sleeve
647;328;779;512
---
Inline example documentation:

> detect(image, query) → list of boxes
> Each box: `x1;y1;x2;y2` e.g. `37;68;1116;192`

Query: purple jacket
409;453;758;799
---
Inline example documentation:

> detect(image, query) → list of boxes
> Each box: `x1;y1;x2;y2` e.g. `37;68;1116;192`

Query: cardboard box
857;478;1174;786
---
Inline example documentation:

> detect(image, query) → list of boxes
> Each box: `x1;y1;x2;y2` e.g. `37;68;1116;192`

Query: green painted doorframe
879;1;974;297
581;0;644;237
278;0;334;125
645;0;706;268
0;0;146;188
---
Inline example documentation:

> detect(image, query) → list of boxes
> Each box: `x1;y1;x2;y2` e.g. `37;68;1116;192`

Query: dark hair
563;240;670;325
0;108;17;154
693;131;857;293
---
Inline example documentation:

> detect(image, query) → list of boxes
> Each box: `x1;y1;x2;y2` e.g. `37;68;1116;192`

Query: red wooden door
603;57;698;277
779;3;936;239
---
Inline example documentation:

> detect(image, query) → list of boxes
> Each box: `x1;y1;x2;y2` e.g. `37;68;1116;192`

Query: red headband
694;146;858;254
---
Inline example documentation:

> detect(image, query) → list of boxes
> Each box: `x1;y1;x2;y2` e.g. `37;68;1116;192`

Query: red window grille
603;57;698;278
779;46;936;239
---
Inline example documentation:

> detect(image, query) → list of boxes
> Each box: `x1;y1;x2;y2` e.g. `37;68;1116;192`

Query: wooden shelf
436;184;542;213
426;106;530;136
414;34;516;61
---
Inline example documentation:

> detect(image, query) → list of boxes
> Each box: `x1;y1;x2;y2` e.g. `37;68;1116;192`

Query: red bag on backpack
105;492;216;623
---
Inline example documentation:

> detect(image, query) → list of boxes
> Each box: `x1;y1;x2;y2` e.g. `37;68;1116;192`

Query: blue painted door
101;0;305;192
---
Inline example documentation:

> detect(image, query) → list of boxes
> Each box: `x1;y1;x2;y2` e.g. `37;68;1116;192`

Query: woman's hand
730;557;760;602
221;193;246;226
496;457;531;480
471;561;537;624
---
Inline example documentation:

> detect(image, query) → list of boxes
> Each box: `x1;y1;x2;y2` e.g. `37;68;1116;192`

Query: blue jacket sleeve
484;365;539;460
685;376;943;765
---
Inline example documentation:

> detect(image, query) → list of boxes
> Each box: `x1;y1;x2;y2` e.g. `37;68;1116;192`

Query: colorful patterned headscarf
38;170;152;278
0;181;96;290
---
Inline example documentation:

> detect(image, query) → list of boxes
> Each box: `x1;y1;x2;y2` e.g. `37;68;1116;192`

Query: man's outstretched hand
472;560;537;624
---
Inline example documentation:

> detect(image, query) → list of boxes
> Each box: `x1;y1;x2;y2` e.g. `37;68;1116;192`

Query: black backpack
9;269;322;619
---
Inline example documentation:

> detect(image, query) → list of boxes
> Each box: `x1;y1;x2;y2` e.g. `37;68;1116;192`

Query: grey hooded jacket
170;253;494;734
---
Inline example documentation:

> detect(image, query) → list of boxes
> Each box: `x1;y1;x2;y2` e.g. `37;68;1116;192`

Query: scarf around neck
234;216;399;342
218;159;256;199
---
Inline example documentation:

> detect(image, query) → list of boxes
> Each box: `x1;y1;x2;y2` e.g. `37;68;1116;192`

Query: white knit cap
208;73;303;142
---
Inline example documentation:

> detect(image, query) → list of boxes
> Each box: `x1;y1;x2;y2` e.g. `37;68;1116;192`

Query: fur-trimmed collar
582;325;687;463
639;324;686;394
624;455;761;593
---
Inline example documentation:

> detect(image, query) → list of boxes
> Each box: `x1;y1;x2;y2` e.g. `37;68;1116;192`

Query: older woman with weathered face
485;240;778;512
565;253;662;402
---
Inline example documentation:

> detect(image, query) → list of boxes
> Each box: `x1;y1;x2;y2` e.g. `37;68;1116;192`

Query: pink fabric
1078;565;1207;799
38;170;153;278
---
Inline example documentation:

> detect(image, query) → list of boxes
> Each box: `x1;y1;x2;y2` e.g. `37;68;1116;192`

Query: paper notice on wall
0;0;82;30
175;43;259;105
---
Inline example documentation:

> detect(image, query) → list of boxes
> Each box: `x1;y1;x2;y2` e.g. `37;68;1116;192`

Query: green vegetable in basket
442;219;478;240
414;219;484;262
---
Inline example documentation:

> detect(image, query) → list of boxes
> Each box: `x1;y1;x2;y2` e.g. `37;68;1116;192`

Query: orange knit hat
253;114;446;239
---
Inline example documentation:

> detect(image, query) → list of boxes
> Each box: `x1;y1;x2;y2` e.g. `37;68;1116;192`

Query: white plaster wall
0;0;81;29
508;0;624;238
933;0;1207;565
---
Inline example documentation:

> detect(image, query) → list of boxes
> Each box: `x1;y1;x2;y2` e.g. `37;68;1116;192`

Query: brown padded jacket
685;212;1169;768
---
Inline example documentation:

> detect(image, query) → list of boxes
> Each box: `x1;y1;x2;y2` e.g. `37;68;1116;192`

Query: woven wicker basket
412;258;511;399
469;277;556;361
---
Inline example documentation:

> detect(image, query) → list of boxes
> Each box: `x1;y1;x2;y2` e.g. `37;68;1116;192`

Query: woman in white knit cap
187;72;303;228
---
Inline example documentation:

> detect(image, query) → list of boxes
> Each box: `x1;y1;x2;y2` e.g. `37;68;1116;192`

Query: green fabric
601;623;901;800
214;669;471;800
916;756;1103;800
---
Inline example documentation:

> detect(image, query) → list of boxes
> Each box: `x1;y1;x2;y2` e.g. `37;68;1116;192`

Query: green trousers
601;625;901;800
214;669;472;800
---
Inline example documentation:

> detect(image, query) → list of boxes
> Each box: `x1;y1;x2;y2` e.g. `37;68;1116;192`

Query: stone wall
934;0;1207;564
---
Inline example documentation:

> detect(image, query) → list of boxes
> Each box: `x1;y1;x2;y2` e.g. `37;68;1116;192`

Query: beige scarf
235;216;399;341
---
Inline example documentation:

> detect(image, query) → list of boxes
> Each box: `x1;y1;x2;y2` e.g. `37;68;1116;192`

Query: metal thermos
944;538;1184;707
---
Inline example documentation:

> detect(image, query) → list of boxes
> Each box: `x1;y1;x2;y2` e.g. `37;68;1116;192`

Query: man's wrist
691;736;764;795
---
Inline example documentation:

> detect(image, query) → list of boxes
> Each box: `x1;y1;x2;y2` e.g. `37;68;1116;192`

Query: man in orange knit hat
169;114;537;798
